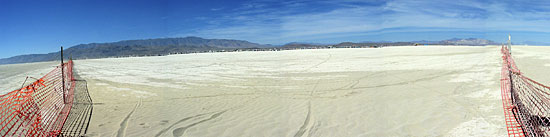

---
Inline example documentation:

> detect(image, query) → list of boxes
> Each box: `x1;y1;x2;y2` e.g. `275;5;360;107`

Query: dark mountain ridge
1;37;501;65
0;37;264;65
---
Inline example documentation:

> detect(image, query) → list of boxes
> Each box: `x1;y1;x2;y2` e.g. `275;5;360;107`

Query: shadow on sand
60;72;94;137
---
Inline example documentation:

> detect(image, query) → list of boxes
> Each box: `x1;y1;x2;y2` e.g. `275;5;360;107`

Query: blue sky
2;0;550;58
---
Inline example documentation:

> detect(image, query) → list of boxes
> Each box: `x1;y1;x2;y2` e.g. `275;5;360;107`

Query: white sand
507;46;550;85
6;46;550;136
0;61;58;94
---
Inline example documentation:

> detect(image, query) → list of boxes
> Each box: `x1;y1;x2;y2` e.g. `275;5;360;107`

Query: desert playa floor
3;46;550;136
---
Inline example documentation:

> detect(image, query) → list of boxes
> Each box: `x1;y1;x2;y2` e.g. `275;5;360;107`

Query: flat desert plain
2;46;550;136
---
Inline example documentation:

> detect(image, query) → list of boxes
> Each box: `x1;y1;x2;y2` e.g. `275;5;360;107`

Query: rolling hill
0;37;266;64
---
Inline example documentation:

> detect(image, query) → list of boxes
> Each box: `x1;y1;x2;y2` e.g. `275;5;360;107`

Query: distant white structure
508;34;512;53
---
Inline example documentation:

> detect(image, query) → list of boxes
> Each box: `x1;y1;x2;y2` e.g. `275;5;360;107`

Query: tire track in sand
116;98;142;137
154;112;213;137
295;78;319;137
160;95;260;137
171;110;227;137
303;53;332;72
294;102;313;137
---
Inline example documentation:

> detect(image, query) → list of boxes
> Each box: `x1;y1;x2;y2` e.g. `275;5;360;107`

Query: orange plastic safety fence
501;46;550;137
501;46;526;137
0;60;74;137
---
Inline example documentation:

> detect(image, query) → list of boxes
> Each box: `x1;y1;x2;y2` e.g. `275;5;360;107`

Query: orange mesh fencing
501;46;550;136
0;60;74;137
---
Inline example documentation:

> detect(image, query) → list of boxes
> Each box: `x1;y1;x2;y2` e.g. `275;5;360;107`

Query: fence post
62;46;66;104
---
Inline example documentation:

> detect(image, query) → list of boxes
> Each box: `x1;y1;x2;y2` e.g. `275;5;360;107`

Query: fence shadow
60;77;93;136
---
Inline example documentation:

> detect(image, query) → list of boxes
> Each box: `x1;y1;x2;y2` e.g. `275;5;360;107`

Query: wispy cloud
210;7;224;11
181;0;550;44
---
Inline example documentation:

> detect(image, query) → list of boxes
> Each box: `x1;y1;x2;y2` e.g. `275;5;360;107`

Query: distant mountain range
280;38;499;48
438;38;499;46
280;42;414;49
0;37;266;64
0;37;501;65
518;41;550;45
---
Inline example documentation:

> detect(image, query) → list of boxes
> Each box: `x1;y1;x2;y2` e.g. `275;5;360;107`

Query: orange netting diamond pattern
501;46;550;137
0;60;74;137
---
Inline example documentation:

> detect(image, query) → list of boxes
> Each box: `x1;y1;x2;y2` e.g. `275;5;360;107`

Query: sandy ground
507;46;550;85
5;46;550;136
0;61;58;94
